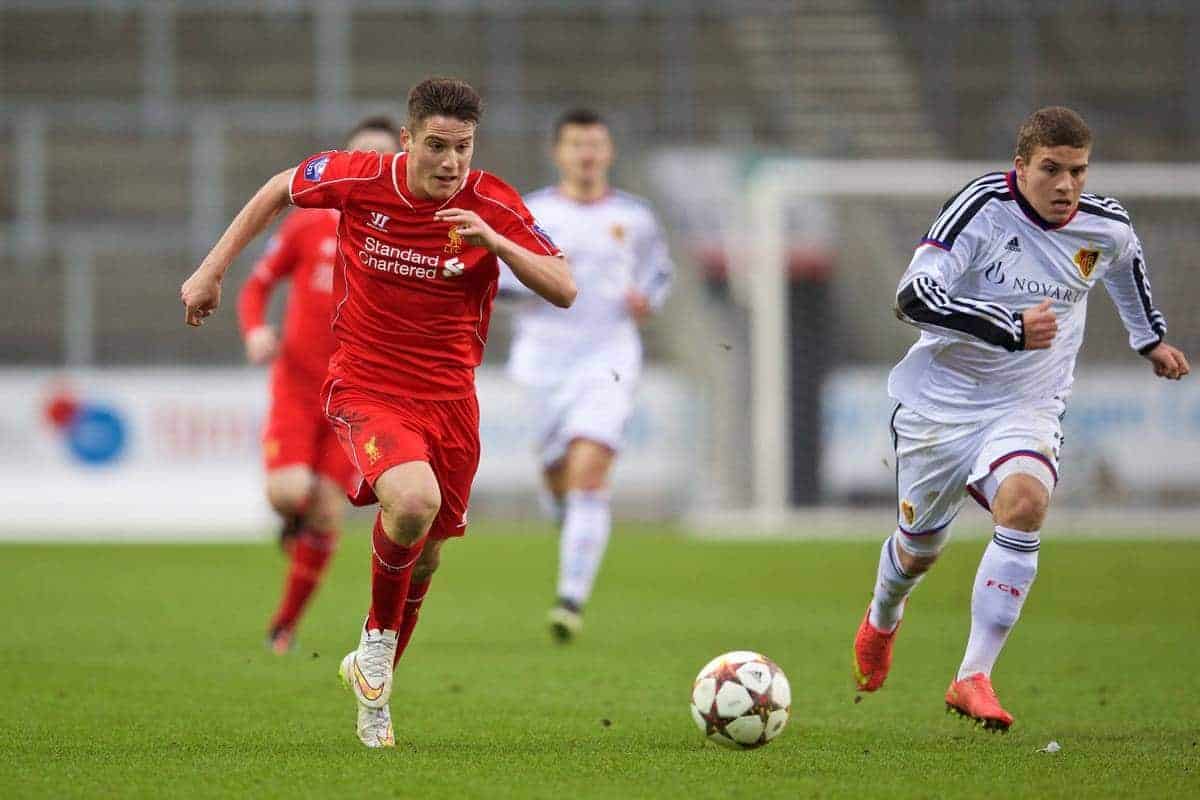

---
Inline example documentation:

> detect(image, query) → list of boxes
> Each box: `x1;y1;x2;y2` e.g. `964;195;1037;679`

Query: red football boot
853;607;900;692
945;673;1015;731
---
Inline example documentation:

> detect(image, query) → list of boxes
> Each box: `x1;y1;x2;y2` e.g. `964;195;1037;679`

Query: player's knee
380;488;440;541
265;470;312;517
565;439;615;491
992;474;1050;531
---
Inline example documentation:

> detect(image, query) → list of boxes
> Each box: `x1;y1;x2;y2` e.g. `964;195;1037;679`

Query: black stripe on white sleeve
1132;254;1167;353
897;275;1025;351
923;173;1010;248
1077;201;1131;225
1079;193;1131;225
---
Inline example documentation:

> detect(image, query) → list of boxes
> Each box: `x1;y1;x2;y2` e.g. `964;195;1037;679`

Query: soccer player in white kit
851;107;1190;729
500;109;674;641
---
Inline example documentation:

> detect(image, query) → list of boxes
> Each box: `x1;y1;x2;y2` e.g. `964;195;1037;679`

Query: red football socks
366;513;425;632
393;578;431;666
270;528;337;633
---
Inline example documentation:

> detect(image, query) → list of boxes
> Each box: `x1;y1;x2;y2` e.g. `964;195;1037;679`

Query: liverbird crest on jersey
444;226;465;254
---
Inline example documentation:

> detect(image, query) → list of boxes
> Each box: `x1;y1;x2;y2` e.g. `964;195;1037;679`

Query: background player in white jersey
851;107;1190;730
500;108;674;641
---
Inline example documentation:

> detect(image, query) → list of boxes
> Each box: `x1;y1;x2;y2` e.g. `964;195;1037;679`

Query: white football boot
341;700;395;749
338;627;399;748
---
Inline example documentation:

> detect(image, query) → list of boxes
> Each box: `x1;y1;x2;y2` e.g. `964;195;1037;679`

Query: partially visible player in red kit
180;78;575;747
236;117;400;655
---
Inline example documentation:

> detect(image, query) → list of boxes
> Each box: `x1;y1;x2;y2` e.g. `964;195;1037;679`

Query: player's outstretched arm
434;208;576;308
181;169;293;327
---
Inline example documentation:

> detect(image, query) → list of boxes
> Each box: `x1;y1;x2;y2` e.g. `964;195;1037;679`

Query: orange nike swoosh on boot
353;659;385;702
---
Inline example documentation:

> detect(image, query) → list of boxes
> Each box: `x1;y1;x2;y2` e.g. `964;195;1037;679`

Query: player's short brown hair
346;115;399;143
1016;107;1092;162
407;78;483;130
553;108;606;141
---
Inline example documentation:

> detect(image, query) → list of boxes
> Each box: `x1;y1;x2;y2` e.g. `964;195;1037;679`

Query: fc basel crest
1073;247;1100;279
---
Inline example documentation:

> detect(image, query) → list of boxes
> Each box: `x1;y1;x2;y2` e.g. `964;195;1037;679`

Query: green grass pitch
2;522;1198;798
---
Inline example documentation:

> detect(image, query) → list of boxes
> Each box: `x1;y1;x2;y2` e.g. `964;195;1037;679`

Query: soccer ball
690;650;791;748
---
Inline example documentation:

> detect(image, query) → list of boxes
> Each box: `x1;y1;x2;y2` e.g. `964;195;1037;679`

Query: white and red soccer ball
690;650;791;748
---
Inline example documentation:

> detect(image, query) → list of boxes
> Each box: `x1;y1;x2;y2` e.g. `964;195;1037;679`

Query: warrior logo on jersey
1074;248;1100;279
304;155;330;182
444;226;465;254
610;223;626;243
442;257;465;278
367;212;390;232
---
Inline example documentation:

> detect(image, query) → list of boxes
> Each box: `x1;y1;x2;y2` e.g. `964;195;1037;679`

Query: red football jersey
236;207;341;385
289;151;559;400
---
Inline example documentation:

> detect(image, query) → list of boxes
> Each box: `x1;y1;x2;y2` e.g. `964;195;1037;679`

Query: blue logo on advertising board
44;388;127;466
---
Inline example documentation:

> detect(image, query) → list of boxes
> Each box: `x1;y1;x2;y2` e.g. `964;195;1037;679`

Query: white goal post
740;159;1200;525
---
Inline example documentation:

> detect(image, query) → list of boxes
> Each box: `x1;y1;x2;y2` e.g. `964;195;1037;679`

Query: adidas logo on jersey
1005;236;1021;253
442;257;465;278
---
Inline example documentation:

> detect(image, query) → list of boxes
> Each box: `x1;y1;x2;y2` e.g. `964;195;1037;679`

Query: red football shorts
262;366;358;494
323;380;481;541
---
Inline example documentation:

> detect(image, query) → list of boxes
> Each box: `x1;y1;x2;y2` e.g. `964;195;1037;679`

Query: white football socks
957;526;1039;680
556;489;612;607
868;533;925;633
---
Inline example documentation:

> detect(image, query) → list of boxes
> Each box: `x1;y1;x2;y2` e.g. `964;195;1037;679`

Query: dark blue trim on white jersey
918;237;952;251
1077;199;1132;225
922;173;1010;248
1079;192;1131;225
1131;254;1167;351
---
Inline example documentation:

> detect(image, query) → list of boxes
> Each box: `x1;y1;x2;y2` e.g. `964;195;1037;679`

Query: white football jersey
500;187;674;387
889;170;1166;423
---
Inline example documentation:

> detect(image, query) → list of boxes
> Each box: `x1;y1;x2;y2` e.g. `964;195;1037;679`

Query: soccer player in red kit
180;78;576;748
236;117;400;655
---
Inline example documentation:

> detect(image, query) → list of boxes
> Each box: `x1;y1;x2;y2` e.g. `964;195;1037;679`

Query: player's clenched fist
181;269;223;327
1021;298;1058;350
434;208;499;252
1145;342;1191;381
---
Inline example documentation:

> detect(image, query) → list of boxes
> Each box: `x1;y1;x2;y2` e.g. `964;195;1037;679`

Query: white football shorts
530;365;637;467
890;400;1065;536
